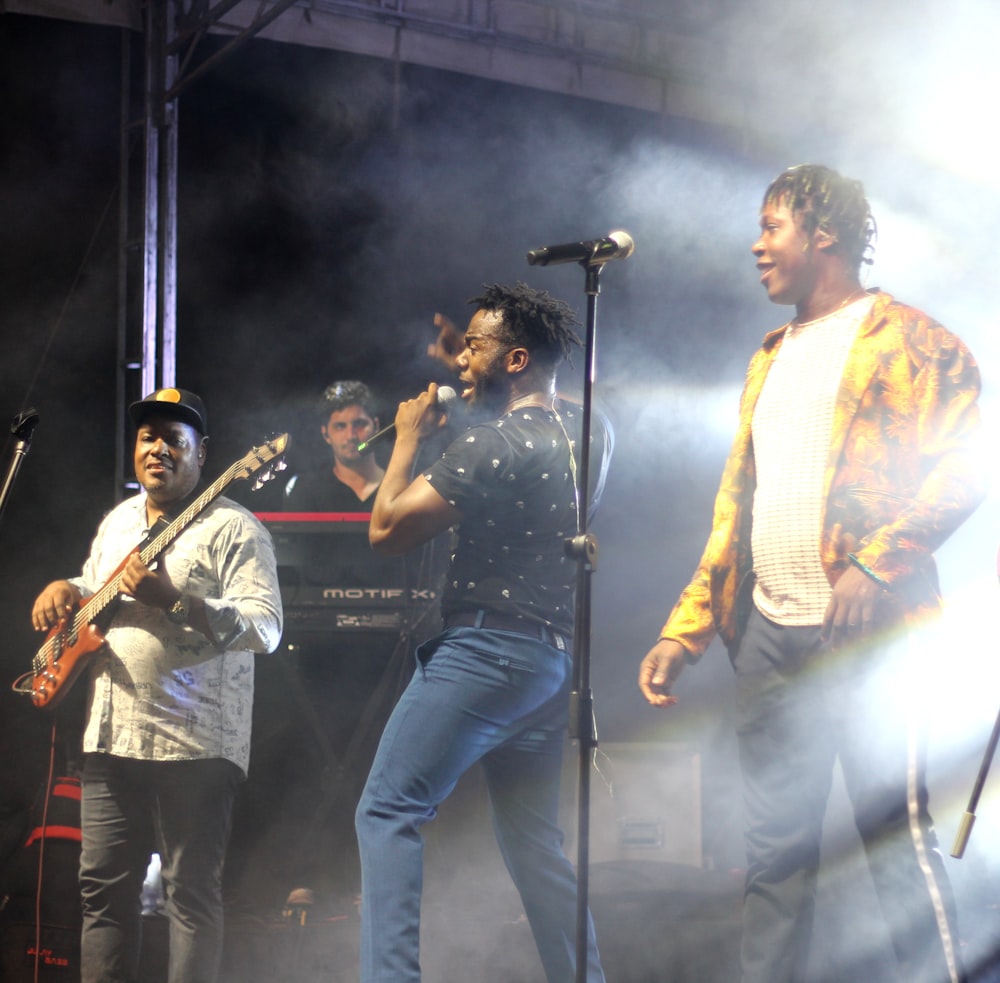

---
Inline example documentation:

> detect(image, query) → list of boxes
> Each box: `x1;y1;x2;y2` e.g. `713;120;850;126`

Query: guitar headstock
237;433;290;490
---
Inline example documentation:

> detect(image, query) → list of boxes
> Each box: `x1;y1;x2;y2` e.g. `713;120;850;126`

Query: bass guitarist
29;387;282;983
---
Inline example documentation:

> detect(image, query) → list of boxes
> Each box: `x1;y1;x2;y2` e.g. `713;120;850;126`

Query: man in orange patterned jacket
639;165;984;983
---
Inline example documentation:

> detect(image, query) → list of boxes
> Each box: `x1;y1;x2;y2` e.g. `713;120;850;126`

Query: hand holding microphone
357;384;457;451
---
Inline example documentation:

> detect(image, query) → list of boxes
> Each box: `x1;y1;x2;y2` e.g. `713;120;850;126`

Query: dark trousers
79;753;241;983
734;606;963;983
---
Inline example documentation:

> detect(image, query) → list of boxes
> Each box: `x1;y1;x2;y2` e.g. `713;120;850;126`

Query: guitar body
25;615;107;710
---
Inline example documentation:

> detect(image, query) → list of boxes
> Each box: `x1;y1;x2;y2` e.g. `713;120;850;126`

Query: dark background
2;7;1000;979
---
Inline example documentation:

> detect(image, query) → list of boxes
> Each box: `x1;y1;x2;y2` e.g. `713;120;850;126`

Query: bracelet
847;553;890;590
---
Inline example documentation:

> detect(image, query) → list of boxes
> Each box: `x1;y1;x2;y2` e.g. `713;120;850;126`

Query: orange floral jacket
660;290;986;660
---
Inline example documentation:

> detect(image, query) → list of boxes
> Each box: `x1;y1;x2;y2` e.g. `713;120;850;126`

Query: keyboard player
282;379;385;512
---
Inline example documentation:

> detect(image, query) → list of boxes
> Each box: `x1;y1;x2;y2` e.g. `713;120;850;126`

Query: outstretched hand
427;312;464;372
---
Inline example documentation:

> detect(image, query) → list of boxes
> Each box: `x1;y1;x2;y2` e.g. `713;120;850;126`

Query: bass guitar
12;433;288;710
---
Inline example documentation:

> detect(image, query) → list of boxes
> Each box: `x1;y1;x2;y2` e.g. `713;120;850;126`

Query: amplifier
561;742;703;866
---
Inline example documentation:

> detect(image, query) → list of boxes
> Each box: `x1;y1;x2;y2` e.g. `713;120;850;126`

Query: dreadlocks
468;282;581;371
763;164;877;273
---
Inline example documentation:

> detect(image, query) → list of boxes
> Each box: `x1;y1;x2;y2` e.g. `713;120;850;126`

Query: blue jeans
79;753;241;983
355;625;606;983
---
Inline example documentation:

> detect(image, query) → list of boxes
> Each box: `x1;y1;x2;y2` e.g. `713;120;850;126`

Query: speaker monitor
561;741;702;867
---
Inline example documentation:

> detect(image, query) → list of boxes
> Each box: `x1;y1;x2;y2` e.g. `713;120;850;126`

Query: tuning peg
275;459;288;472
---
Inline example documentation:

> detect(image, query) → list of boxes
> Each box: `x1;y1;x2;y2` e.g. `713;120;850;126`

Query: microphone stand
951;702;1000;859
564;261;604;983
529;233;630;981
952;555;1000;859
0;409;40;528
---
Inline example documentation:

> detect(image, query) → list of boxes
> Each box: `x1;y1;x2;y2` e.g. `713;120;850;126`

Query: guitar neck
70;463;242;634
137;463;239;566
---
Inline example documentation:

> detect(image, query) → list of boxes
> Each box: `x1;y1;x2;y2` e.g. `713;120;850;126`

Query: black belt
444;610;569;651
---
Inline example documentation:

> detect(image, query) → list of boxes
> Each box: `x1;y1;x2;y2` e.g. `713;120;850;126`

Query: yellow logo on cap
154;389;182;404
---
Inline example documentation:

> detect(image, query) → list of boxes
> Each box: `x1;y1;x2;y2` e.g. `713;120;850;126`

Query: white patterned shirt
71;493;282;775
751;295;874;625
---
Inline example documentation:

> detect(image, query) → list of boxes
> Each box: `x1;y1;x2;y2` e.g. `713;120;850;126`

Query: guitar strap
157;480;208;524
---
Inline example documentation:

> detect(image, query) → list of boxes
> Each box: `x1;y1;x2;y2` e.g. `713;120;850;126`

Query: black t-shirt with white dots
424;408;578;637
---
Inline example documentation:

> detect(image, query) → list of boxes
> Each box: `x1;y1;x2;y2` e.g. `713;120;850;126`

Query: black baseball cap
129;388;208;436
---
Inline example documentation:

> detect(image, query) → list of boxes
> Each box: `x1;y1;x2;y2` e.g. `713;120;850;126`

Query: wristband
847;553;890;590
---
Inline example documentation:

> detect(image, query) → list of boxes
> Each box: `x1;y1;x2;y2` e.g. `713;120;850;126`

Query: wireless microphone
357;386;457;451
